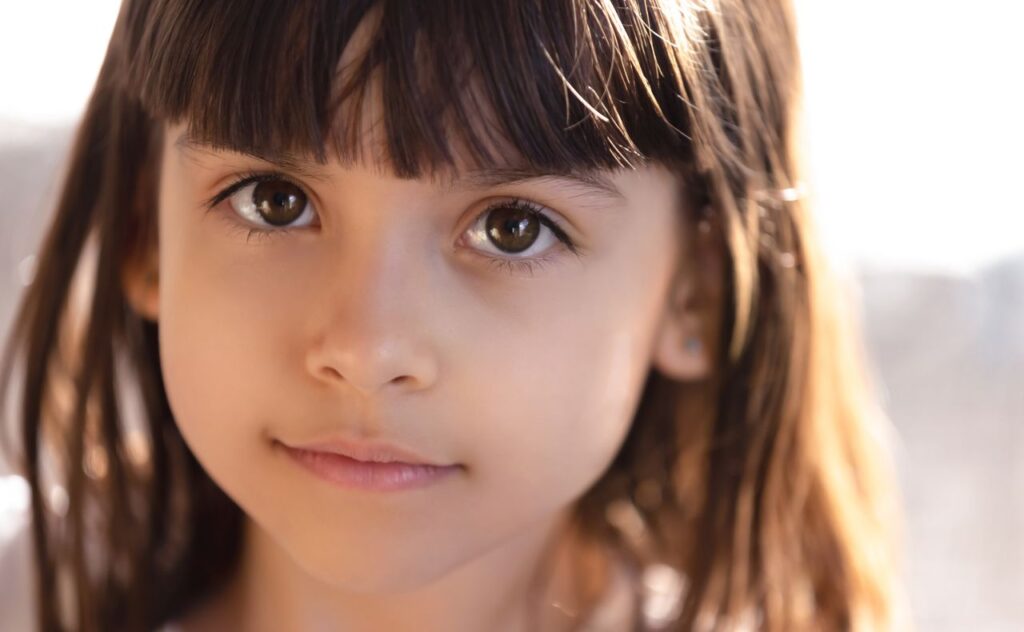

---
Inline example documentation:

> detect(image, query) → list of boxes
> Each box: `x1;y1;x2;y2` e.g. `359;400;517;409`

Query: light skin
123;101;711;632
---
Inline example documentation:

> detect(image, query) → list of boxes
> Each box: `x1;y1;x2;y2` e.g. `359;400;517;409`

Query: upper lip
280;436;454;467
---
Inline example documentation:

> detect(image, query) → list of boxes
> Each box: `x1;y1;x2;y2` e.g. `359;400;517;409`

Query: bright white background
795;0;1024;275
1;0;1022;274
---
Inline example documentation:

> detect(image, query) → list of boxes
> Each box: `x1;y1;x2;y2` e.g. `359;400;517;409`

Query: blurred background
0;1;1021;630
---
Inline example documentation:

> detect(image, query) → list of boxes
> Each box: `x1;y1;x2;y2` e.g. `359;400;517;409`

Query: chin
282;528;480;595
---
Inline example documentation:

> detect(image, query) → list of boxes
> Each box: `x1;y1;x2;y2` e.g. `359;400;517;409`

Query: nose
308;339;438;396
304;236;440;398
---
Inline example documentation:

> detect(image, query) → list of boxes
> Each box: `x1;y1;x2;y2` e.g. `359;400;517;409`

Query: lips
282;436;453;467
276;436;461;492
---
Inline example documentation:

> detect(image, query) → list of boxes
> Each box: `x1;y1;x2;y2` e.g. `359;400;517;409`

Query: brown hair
1;0;904;630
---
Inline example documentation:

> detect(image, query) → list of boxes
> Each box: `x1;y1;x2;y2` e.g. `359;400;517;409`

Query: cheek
155;207;307;497
455;244;676;518
456;330;648;504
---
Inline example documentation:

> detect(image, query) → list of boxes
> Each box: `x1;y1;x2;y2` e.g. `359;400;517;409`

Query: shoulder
0;474;35;632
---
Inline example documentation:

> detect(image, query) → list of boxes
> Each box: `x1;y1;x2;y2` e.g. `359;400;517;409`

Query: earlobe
651;309;710;382
121;255;160;322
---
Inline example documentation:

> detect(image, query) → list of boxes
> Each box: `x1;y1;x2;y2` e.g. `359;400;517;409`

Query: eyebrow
173;132;625;201
439;167;625;202
174;132;334;181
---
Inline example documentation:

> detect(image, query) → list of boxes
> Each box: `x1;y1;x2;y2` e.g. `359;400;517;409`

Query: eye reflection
253;180;307;226
485;205;542;253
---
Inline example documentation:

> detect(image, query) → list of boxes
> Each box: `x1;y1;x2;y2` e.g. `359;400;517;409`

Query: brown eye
484;205;541;253
252;180;307;226
227;177;316;229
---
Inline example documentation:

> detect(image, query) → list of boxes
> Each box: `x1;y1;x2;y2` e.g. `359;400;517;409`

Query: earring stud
684;337;702;354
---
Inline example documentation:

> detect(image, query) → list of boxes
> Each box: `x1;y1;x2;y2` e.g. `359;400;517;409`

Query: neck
183;510;591;632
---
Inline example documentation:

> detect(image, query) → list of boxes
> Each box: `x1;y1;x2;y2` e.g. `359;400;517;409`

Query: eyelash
203;171;583;276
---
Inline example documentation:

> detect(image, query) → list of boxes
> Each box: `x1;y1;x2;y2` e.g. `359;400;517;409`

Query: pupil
485;206;540;253
253;180;306;226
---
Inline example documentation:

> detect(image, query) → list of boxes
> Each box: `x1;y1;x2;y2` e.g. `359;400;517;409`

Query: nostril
315;365;416;390
320;366;344;381
306;341;438;394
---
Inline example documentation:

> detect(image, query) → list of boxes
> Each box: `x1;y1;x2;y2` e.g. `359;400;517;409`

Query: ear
650;272;711;382
119;130;164;322
651;209;724;382
121;248;159;322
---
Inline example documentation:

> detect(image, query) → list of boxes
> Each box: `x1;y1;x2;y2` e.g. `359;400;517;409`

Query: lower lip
279;444;460;492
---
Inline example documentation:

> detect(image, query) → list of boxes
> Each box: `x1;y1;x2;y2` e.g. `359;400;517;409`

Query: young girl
0;0;905;630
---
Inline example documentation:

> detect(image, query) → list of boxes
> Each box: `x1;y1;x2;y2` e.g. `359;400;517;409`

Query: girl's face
147;114;688;591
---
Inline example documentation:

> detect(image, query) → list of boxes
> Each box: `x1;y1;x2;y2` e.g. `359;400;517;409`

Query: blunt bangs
117;0;702;178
